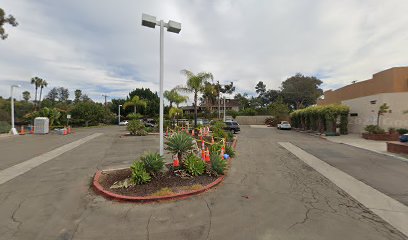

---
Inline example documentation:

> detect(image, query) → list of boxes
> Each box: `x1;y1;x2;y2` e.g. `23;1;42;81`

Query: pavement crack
203;198;213;240
146;213;152;240
240;173;248;184
11;199;25;234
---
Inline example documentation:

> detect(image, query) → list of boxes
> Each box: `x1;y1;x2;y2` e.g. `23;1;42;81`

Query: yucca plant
166;132;194;161
141;152;165;176
130;161;151;185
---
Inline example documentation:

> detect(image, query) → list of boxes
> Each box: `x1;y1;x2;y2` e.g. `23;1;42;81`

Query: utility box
34;117;49;134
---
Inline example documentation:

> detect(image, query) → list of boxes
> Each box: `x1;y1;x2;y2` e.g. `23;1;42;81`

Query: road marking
0;133;103;185
249;125;270;128
278;142;408;237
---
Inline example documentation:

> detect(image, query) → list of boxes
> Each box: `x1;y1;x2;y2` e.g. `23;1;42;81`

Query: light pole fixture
10;84;21;135
142;13;181;156
118;105;122;125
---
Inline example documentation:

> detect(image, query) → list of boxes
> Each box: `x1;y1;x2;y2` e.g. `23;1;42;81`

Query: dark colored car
224;121;240;133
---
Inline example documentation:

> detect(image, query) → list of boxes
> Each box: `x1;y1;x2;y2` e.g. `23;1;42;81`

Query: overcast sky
1;0;408;102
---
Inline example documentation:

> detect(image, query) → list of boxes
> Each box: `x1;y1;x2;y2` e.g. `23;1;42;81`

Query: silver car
277;121;291;130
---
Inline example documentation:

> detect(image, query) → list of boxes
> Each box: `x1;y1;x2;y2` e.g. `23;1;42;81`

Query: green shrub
166;132;194;161
364;125;385;134
130;161;151;185
225;145;235;158
127;120;148;136
226;131;234;142
211;121;227;139
140;152;165;175
210;143;223;155
0;121;10;134
127;113;143;120
397;128;408;135
210;152;227;175
184;154;205;176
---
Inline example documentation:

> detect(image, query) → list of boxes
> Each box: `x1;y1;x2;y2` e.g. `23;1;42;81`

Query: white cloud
1;0;408;103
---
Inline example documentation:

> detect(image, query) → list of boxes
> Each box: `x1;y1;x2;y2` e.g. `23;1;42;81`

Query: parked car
277;121;291;130
119;120;129;126
142;118;156;128
196;118;210;126
224;121;240;133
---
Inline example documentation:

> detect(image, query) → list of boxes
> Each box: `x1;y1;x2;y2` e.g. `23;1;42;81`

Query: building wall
344;92;408;133
318;67;408;105
235;115;273;125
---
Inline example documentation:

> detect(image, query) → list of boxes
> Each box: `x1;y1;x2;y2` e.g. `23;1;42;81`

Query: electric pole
102;94;109;107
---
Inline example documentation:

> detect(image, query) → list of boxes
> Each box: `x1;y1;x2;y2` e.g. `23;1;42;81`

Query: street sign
67;114;71;119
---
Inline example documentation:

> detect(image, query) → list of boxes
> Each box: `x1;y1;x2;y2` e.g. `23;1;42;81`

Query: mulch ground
98;168;219;197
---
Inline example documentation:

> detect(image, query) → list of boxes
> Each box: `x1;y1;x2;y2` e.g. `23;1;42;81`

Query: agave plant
166;132;194;161
140;152;165;176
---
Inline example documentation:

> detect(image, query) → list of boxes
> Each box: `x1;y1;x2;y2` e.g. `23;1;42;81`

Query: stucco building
317;67;408;133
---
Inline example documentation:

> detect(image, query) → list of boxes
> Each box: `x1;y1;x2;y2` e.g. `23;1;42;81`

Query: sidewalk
324;133;408;161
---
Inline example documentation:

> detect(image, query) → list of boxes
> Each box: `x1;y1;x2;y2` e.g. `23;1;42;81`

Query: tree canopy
281;73;323;109
0;8;18;40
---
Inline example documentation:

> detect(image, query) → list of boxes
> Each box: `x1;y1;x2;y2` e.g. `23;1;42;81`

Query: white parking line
249;125;270;128
278;142;408;237
0;133;103;185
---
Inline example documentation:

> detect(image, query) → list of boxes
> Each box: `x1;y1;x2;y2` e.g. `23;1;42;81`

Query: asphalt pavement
0;125;407;240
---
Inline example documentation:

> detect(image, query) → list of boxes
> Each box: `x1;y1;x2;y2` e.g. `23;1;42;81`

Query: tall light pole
118;105;122;125
223;97;226;122
10;84;21;135
142;13;181;156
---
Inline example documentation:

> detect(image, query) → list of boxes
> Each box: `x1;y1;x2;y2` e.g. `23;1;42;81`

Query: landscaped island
93;121;236;202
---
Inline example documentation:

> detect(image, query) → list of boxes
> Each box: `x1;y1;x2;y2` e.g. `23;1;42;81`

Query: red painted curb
93;171;224;202
92;137;238;203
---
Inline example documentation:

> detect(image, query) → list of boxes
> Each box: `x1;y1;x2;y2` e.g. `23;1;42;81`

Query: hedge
290;104;349;134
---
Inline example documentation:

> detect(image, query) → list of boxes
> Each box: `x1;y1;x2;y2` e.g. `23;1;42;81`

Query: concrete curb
93;137;238;203
93;171;224;203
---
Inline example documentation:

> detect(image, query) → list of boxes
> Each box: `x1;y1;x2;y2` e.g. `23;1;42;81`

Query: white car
277;121;291;130
119;120;129;126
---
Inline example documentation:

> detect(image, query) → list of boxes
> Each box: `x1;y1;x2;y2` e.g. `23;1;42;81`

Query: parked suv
224;121;240;133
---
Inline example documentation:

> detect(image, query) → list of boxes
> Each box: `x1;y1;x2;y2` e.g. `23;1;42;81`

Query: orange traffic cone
201;139;205;150
173;155;180;167
67;126;71;134
205;149;210;163
201;149;205;160
63;128;67;135
19;126;25;135
30;126;34;134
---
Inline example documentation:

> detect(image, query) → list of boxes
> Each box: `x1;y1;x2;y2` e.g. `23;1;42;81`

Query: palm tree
30;77;42;108
164;88;188;108
38;79;48;108
169;107;183;126
123;95;147;115
377;103;390;127
178;69;213;127
173;94;188;108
